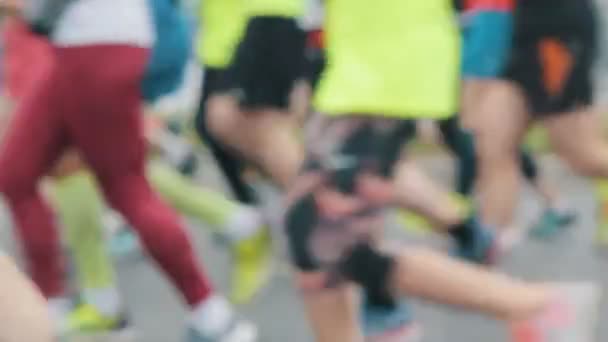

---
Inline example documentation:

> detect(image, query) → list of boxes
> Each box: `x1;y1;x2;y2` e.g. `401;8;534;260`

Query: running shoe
362;298;422;342
230;227;273;305
185;319;258;342
596;201;608;246
396;210;431;235
509;282;601;342
452;218;499;265
530;208;576;240
62;304;135;342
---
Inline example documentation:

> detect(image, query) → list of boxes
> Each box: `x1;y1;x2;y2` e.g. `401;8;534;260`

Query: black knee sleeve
340;243;397;309
285;194;320;271
519;148;539;182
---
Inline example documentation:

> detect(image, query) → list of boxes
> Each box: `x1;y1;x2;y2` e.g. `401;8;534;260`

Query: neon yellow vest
197;0;247;68
315;0;461;119
247;0;304;18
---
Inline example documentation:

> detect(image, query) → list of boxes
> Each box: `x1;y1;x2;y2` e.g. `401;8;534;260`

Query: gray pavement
0;154;607;342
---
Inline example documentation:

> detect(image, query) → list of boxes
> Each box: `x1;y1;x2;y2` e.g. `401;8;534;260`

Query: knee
474;133;518;170
101;175;186;244
339;243;396;308
285;195;397;308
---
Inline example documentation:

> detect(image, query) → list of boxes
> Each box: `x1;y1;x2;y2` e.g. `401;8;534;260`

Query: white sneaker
186;320;258;342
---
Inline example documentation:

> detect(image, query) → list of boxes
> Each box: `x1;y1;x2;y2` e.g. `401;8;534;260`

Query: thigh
0;66;68;190
467;81;529;158
543;108;601;161
195;67;230;139
61;46;149;180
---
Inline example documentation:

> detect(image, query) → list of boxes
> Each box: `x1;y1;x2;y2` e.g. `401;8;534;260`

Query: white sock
83;287;122;317
48;297;71;332
550;198;572;215
224;206;264;242
158;131;193;167
102;211;126;237
189;295;235;337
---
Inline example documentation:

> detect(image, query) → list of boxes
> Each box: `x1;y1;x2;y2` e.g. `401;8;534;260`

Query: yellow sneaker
68;305;120;332
64;304;134;341
396;211;431;235
230;227;273;305
595;181;608;246
596;202;608;246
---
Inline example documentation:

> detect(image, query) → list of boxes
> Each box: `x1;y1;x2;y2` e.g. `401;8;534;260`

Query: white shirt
298;0;323;31
52;0;155;47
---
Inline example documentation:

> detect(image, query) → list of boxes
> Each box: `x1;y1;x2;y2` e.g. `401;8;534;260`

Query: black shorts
502;0;596;116
227;16;307;111
306;47;326;91
305;29;326;90
195;67;230;135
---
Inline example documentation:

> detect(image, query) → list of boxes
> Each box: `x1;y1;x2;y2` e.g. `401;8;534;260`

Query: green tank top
247;0;304;18
315;0;461;119
197;0;247;68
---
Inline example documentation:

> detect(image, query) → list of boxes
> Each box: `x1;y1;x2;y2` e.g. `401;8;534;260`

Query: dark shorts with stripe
502;0;596;116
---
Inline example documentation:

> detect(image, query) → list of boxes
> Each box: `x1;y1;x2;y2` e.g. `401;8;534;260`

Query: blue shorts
142;0;192;103
461;11;513;79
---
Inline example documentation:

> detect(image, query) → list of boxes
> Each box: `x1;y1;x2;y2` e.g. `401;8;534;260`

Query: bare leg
206;95;303;189
543;108;608;179
0;254;54;342
393;160;469;230
299;284;363;342
543;108;608;243
468;81;529;228
389;246;550;320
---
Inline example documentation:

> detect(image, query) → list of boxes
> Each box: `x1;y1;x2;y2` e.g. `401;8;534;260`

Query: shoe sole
187;322;258;342
63;328;138;342
367;322;423;342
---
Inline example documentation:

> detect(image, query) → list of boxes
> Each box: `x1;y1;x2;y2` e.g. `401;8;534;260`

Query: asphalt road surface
0;154;607;342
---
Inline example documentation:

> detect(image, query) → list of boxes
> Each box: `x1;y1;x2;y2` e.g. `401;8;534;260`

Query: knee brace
285;193;320;271
339;242;397;309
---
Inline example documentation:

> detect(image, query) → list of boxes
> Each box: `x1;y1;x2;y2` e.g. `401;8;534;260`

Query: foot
509;282;601;342
61;304;135;341
452;218;499;265
186;319;258;342
362;299;422;342
230;228;273;304
531;208;577;239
